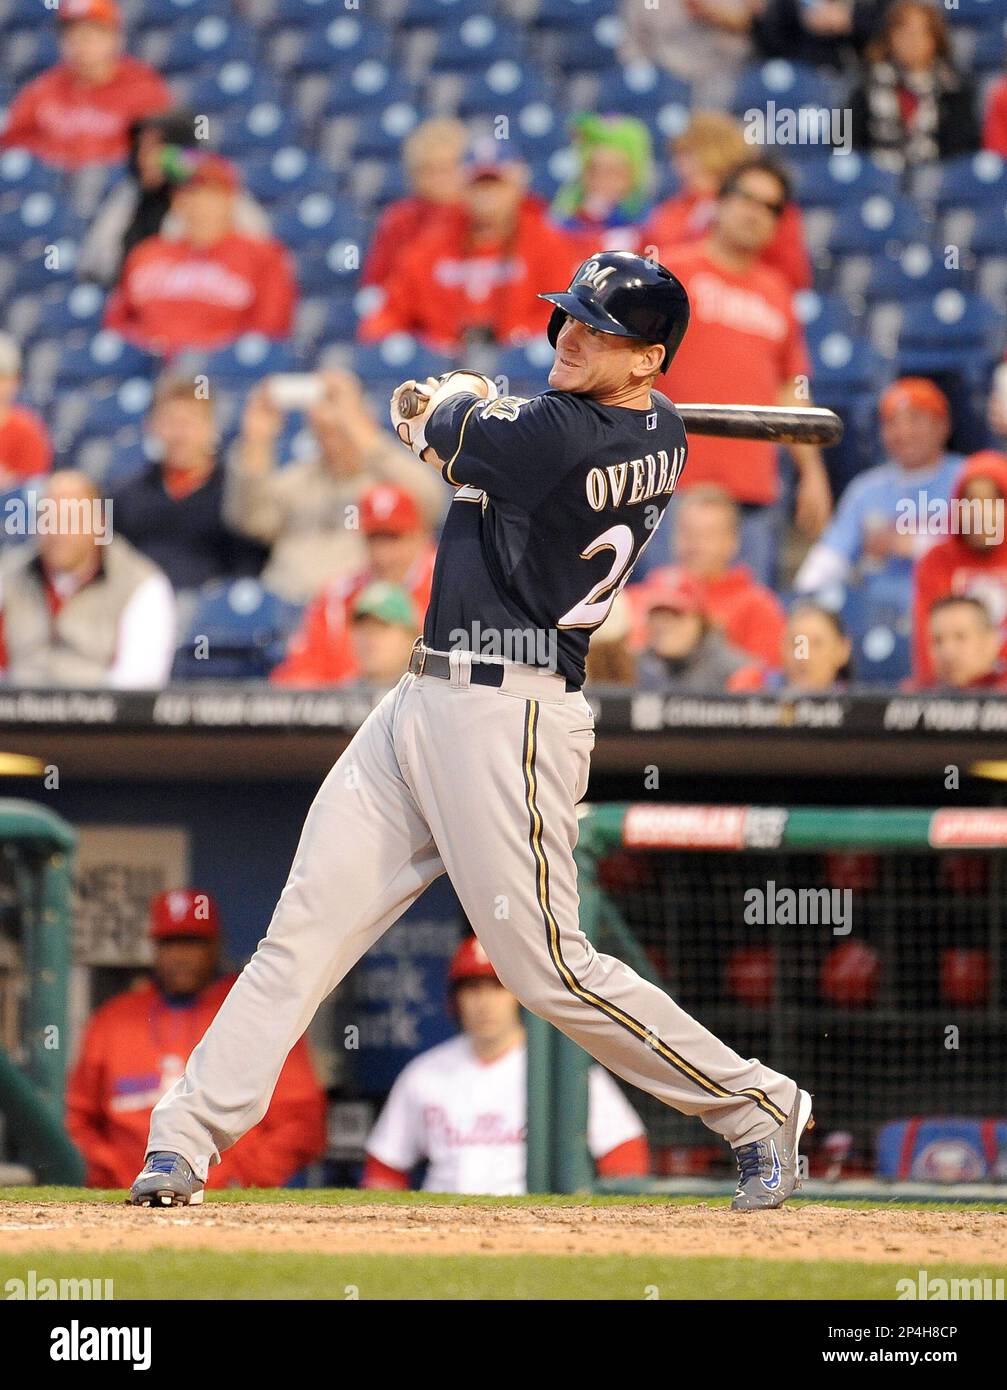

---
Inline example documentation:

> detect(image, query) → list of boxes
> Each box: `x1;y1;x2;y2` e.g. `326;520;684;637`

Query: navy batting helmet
539;251;690;373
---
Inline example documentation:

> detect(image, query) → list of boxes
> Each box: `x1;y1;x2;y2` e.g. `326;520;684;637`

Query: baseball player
363;936;649;1194
131;251;813;1212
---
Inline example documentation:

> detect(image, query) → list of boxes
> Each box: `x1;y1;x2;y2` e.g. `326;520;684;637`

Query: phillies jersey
365;1035;645;1195
423;388;687;686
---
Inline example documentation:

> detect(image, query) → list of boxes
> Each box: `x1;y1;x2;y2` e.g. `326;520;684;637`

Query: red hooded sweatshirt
912;451;1007;683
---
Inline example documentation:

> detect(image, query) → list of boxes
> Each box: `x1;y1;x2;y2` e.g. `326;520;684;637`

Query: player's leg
402;676;795;1150
144;679;444;1183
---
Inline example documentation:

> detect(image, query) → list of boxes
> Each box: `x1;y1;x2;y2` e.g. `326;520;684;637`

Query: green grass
2;1250;1004;1300
1;1186;1004;1212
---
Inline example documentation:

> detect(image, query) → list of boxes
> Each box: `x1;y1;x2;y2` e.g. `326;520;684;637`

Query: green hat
352;582;417;630
551;113;655;223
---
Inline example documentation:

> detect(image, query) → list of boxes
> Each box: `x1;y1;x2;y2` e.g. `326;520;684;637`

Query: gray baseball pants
148;657;796;1179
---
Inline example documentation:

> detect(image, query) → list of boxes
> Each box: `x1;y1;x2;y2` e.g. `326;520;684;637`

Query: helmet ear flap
547;306;566;349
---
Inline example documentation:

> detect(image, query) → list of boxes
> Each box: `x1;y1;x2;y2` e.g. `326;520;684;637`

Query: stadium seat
78;377;156;436
0;191;78;248
864;243;971;303
968;202;1007;258
295;292;359;349
731;59;841;117
933;152;1007;209
495;339;555;394
346;101;424;159
272;193;366;250
155;16;256;73
897;289;1003;356
196;335;301;384
826;195;925;258
807;328;885;395
972;19;1006;71
136;0;230;23
793;290;859;341
396;0;487;24
455;62;554;119
509;101;567;162
3;27;59;83
8;238;81;292
244;148;336;205
322;60;410;115
792;152;900;211
542;14;625;72
219;102;306;156
348;336;456;386
429;17;524;72
56;332;157;386
32;282;107;340
594;63;691;119
288;12;392;71
942;0;1000;23
845;591;912;686
0;147;62;197
172;579;304;680
188;62;282;114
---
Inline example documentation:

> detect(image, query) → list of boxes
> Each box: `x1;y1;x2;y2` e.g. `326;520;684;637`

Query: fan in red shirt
104;152;297;356
912;451;1007;684
660;157;832;584
0;334;52;488
362;117;467;289
359;147;577;353
920;595;1007;692
272;484;436;687
643;112;812;294
984;77;1007;159
65;890;327;1190
1;0;170;169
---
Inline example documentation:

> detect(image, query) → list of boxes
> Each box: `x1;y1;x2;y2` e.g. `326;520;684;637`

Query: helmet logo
577;261;617;292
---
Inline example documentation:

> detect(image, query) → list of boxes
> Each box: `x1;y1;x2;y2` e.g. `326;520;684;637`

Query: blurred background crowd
0;0;1006;696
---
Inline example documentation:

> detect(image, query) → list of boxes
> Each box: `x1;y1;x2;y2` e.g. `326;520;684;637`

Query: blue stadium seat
732;59;840;116
297;233;375;294
79;377;156;436
792;152;900;210
188;62;281;114
104;437;157;487
4;27;59;83
934;152;1007;209
349;336;455;385
793;291;859;340
397;0;487;26
539;14;624;71
295;292;359;348
57;332;157;386
288;12;392;71
33;282;106;340
0;191;77;247
429;17;524;72
456;61;554;119
898;289;1003;356
0;147;62;197
535;0;616;26
495;339;555;393
244;148;335;205
807;328;885;395
354;161;407;210
510;101;567;162
846;590;912;686
594;63;691;118
9;237;81;292
968;202;1007;258
323;60;410;115
219;102;306;157
827;195;924;257
272;193;364;250
864;243;970;302
270;0;347;23
943;0;999;23
198;335;300;383
347;101;423;159
137;0;230;22
172;579;304;680
972;19;1006;70
158;16;256;73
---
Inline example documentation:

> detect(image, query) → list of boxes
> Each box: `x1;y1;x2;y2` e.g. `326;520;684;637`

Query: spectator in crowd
339;582;419;691
79;110;270;288
359;146;575;353
549;114;655;261
984;74;1007;158
66;889;326;1190
272;485;436;687
753;0;892;69
585;593;637;687
912;451;1007;684
759;601;851;693
363;935;648;1194
103;153;297;356
636;568;762;692
661;157;832;584
794;378;962;609
226;370;442;604
0;0;170;169
922;596;1007;692
0;470;175;688
108;376;266;596
643;111;812;292
361;118;467;289
850;0;980;170
0;334;52;488
662;485;786;666
619;0;755;108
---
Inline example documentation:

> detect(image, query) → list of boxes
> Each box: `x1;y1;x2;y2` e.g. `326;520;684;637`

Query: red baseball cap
360;485;422;537
59;0;121;26
447;936;498;986
879;377;950;426
644;567;705;617
150;889;220;942
172;152;241;194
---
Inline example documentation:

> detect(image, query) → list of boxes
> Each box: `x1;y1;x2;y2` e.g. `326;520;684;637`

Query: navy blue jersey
422;388;688;687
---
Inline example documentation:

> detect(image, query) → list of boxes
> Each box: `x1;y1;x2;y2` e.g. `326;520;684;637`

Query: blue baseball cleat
129;1151;204;1207
731;1089;814;1211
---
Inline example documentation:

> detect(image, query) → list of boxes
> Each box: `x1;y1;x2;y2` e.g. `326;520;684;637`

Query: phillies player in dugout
363;936;648;1194
132;251;813;1213
67;890;325;1192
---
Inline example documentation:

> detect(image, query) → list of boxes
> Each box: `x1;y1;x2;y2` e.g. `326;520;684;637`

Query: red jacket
271;547;437;687
359;198;576;352
104;231;297;356
1;58;171;168
983;77;1007;158
700;566;786;667
362;198;465;287
643;192;813;293
0;406;53;484
912;452;1007;683
65;977;326;1189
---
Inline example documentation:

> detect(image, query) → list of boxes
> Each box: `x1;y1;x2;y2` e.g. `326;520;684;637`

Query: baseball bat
395;386;843;446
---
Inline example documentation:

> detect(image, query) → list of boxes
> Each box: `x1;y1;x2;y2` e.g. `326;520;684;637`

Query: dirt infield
0;1200;1003;1264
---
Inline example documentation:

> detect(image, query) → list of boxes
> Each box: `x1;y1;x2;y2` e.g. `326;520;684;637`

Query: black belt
408;642;579;693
